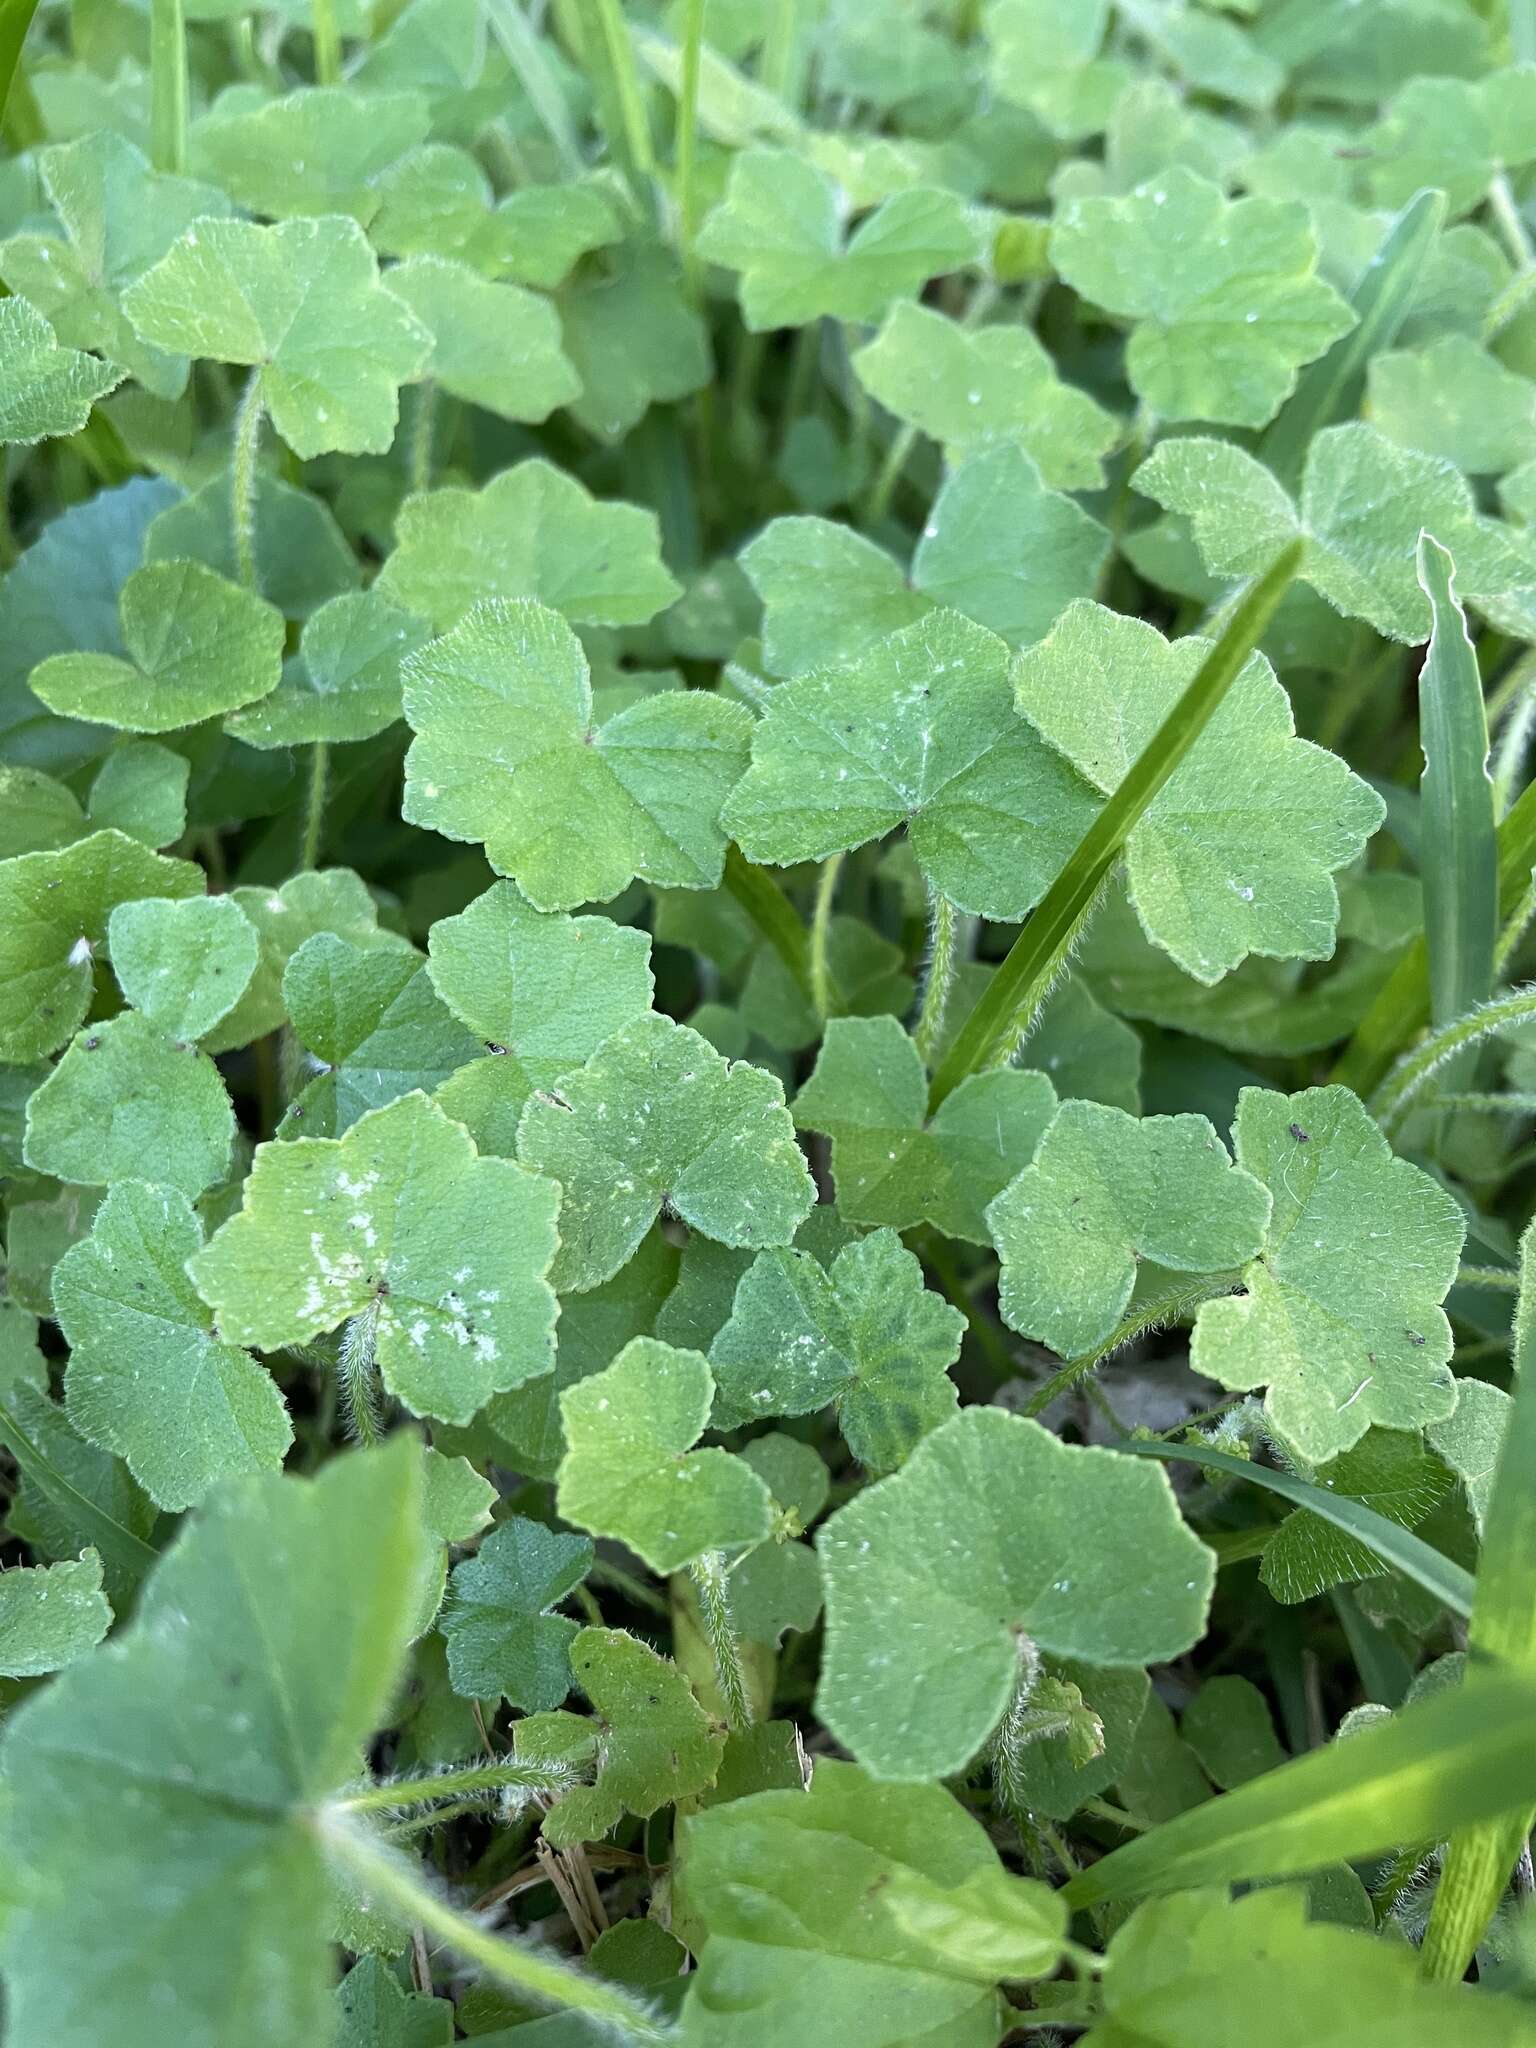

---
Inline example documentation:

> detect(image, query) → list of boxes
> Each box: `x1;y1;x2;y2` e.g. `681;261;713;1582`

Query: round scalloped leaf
402;599;750;911
188;1091;559;1427
517;1011;815;1293
29;560;284;734
53;1179;291;1511
817;1407;1215;1779
106;893;260;1041
0;296;123;446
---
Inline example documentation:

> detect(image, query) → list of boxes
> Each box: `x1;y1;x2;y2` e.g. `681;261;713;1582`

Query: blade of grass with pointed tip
928;542;1303;1111
1063;1670;1536;1907
1122;1442;1474;1619
1417;534;1497;1037
0;0;42;125
1260;189;1445;490
1422;1216;1536;1981
1333;774;1536;1095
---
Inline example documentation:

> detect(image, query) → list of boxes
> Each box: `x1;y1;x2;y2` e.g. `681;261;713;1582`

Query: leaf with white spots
0;1551;111;1677
188;1091;560;1427
439;1515;593;1709
517;1011;815;1293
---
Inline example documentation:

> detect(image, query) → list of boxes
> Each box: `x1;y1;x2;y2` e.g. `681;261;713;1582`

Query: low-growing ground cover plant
7;0;1536;2039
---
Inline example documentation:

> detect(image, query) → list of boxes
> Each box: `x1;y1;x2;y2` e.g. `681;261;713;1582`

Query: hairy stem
336;1298;383;1447
334;1757;578;1814
301;740;331;872
1023;1275;1244;1420
690;1550;752;1730
149;0;188;172
810;852;843;1022
914;890;961;1069
408;380;438;496
1371;984;1536;1131
230;371;264;591
311;0;340;83
317;1816;672;2042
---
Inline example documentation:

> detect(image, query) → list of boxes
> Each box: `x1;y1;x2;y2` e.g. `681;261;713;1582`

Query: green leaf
426;879;653;1100
519;1625;724;1845
1427;1378;1509;1531
439;1515;593;1709
1259;1428;1453;1606
678;1761;1067;2046
557;237;710;442
696;146;980;330
556;1336;772;1573
370;150;620;284
0;295;122;446
853;299;1119;490
1013;602;1384;982
1371;334;1536;477
203;866;415;1056
817;1408;1214;1778
740;517;932;678
0;1439;425;2047
225;591;431;750
28;559;284;733
189;1091;560;1427
402;600;750;911
189;86;430;225
724;608;1097;920
0;763;84;856
518;1011;815;1293
1083;1885;1536;2046
709;1229;964;1472
335;1954;453;2048
1362;69;1536;217
1134;424;1536;645
793;1016;1059;1242
86;741;189;847
1050;167;1354;427
106;893;260;1040
377;457;680;631
24;1012;235;1199
385;255;580;423
1001;1661;1150;1821
1063;1668;1536;1908
988;1100;1271;1359
53;1179;291;1511
1180;1677;1286;1791
123;215;431;457
729;1436;828;1647
912;446;1110;647
278;933;482;1137
0;1550;111;1676
0;133;233;400
0;1381;158;1602
987;0;1128;142
1189;1086;1466;1461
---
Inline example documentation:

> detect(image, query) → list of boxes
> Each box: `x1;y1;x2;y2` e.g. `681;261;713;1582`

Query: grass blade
1062;1670;1536;1907
1121;1441;1474;1619
723;843;815;1008
1260;189;1445;489
1422;1217;1536;1980
0;0;42;125
1332;773;1536;1095
1417;534;1498;1033
928;542;1303;1110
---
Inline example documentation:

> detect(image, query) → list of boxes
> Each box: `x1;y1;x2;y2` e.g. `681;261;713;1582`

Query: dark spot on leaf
1406;1329;1425;1346
84;1036;100;1050
1288;1123;1309;1143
